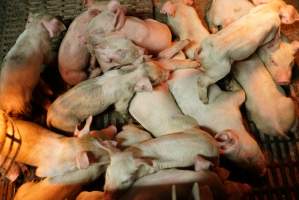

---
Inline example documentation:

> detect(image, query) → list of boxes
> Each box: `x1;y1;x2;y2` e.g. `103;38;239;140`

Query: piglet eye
121;179;130;184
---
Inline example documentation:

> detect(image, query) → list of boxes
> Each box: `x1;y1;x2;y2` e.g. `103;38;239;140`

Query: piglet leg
158;40;191;59
158;59;200;71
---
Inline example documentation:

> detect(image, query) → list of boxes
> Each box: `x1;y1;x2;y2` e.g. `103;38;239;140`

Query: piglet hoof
194;155;214;171
161;1;176;16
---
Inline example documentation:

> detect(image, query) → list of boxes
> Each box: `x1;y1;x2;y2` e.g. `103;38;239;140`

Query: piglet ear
161;1;176;16
134;77;153;92
76;151;92;169
215;130;239;155
291;40;299;54
280;5;299;24
42;17;66;38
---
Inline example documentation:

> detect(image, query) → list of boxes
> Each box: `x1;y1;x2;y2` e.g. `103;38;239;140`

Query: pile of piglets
0;0;298;199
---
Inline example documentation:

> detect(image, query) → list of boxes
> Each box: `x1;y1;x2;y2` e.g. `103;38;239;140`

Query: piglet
258;35;299;85
232;54;297;137
160;0;209;59
47;62;169;132
129;83;198;137
14;179;81;200
206;0;254;33
58;0;108;86
204;0;299;86
88;0;172;54
102;129;219;193
117;17;172;54
0;110;114;184
197;0;299;103
87;33;146;72
0;12;65;116
116;124;153;149
168;69;266;174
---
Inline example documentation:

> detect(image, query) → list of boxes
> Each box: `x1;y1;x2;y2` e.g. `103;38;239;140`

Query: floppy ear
160;1;176;16
76;151;94;169
42;17;66;38
280;5;299;24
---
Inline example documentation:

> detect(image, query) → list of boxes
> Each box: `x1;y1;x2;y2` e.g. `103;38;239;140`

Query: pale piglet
197;0;299;103
129;83;198;137
88;0;172;54
205;0;299;86
58;0;108;85
14;179;81;200
0;111;114;184
116;124;153;149
232;54;297;137
103;129;219;193
117;17;172;54
206;0;254;33
160;0;209;59
168;69;266;174
258;36;299;85
47;62;169;132
0;13;65;116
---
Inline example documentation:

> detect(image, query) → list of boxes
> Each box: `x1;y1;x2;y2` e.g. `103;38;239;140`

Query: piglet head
280;5;299;24
104;152;138;193
26;13;66;38
102;142;153;193
261;40;297;85
215;129;267;176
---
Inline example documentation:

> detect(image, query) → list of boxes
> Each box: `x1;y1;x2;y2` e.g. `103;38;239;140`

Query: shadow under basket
0;0;299;199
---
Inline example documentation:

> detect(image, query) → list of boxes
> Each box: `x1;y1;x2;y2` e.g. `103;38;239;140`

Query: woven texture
0;0;299;200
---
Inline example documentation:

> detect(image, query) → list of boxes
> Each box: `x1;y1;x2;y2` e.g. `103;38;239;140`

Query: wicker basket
0;0;299;200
